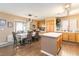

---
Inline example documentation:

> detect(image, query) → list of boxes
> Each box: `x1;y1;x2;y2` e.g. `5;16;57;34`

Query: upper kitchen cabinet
32;19;46;32
45;17;56;32
38;20;45;27
32;20;39;29
38;20;45;32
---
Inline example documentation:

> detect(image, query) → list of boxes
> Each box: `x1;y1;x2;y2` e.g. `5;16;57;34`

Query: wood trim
41;50;54;56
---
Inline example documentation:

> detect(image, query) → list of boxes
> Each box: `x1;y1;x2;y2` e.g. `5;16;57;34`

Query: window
69;19;77;32
0;19;6;30
60;19;77;32
26;22;30;31
61;20;68;31
15;22;26;33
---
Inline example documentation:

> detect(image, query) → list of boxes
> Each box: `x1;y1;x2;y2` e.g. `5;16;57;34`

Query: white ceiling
0;3;79;19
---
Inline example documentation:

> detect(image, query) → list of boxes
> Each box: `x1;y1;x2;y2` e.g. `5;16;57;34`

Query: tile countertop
40;32;62;38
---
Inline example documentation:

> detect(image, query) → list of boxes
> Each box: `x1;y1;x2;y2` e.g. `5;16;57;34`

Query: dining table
16;33;28;44
16;32;37;45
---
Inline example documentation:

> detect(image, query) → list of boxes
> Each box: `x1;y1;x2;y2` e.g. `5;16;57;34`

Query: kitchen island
40;32;62;56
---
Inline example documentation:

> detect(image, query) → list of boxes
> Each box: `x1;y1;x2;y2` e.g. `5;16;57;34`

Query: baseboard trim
63;40;79;44
40;50;54;56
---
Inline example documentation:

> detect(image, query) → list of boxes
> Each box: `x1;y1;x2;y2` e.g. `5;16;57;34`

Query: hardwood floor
58;41;79;56
15;40;47;56
0;40;79;56
0;45;15;56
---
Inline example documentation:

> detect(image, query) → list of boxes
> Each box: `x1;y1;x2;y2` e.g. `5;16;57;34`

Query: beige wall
0;12;27;43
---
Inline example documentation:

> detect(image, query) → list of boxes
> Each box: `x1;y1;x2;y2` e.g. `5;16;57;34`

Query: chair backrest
35;31;39;36
35;31;41;38
12;32;16;40
27;31;32;40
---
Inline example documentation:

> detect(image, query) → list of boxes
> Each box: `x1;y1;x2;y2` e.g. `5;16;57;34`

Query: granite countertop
56;30;79;33
40;32;62;38
56;31;79;33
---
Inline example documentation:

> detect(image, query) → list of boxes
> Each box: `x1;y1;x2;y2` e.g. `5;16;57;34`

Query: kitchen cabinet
38;20;45;27
76;33;79;43
56;35;62;52
40;32;62;56
62;32;79;43
68;32;76;42
45;20;54;32
32;20;39;29
46;20;54;32
45;17;56;32
62;32;69;41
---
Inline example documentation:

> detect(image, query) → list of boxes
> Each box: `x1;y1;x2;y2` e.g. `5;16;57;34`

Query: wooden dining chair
12;32;17;45
12;32;21;50
34;31;41;41
26;31;32;47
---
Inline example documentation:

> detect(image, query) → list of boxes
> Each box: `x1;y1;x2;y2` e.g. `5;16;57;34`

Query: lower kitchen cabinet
62;32;79;43
56;35;62;52
41;33;62;55
68;32;76;42
76;33;79;43
62;32;69;41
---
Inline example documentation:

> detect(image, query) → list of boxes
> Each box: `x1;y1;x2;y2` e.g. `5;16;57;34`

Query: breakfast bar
40;32;62;56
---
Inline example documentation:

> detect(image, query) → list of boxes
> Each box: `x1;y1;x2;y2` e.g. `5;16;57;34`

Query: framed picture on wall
7;22;13;28
0;19;6;30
